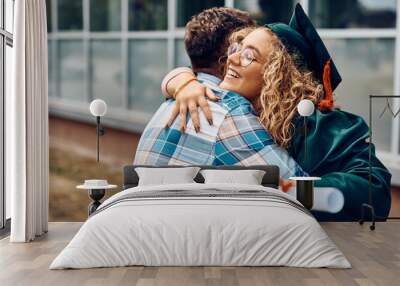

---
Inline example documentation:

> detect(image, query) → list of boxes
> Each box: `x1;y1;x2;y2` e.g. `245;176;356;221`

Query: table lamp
89;99;107;162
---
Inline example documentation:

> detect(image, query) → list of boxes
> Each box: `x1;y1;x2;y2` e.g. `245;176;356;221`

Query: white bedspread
50;183;351;269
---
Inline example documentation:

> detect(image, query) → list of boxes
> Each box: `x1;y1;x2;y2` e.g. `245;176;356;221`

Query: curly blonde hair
228;27;324;149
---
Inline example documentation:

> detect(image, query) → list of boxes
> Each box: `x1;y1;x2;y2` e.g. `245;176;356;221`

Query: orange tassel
280;178;294;193
318;59;334;111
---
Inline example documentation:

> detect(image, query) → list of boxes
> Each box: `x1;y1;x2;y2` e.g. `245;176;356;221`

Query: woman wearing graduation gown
266;4;392;221
161;4;392;221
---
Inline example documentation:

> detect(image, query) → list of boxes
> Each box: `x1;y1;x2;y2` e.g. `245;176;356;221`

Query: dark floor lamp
89;99;107;162
359;95;400;231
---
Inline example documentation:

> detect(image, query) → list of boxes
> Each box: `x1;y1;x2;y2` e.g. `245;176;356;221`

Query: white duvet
50;183;351;269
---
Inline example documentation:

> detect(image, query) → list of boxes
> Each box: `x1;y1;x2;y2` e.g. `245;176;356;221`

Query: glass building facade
47;0;400;182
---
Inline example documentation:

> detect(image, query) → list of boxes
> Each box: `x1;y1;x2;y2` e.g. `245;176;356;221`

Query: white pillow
200;169;266;185
135;167;200;186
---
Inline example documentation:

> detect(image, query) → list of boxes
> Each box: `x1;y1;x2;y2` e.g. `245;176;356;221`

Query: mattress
50;183;351;269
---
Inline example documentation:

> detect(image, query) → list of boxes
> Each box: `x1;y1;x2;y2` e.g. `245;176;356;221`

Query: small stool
77;180;117;216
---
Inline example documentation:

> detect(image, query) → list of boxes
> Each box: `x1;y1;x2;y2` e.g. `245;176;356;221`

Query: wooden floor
0;222;399;286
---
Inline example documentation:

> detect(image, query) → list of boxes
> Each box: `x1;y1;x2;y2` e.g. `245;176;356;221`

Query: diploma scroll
287;187;344;213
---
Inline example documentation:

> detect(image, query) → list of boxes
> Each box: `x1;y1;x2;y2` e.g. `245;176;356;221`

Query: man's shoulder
217;90;256;116
142;99;175;130
196;76;255;116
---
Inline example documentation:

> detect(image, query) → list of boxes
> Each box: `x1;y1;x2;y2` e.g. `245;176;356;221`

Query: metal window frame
1;0;14;230
47;0;400;175
0;0;4;230
121;0;128;108
391;0;400;161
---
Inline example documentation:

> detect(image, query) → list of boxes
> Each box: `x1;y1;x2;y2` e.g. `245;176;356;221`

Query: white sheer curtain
8;0;49;242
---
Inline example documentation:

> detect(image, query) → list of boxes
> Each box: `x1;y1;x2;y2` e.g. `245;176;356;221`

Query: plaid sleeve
214;108;308;179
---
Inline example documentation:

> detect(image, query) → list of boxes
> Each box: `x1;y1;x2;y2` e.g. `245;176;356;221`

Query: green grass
49;147;123;221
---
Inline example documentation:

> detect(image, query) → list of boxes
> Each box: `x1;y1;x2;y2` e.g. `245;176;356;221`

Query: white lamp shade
297;99;315;117
89;99;107;117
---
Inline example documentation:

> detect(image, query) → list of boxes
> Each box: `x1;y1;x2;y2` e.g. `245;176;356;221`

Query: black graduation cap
265;3;341;111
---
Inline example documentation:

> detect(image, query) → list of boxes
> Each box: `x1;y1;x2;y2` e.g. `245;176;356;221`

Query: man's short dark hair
184;7;255;71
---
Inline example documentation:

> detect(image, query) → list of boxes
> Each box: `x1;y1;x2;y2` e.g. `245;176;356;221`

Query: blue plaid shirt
134;73;307;178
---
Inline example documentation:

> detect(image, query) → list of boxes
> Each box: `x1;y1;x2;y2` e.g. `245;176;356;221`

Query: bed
50;165;350;269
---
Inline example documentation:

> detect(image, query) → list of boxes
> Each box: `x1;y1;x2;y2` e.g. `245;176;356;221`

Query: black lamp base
88;189;105;216
296;180;314;210
359;203;375;231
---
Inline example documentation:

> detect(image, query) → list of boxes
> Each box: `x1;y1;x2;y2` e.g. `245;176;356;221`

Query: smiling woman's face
220;28;273;102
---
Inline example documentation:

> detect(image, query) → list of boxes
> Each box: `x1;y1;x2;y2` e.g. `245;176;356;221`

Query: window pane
174;39;190;67
58;0;83;31
46;0;52;32
90;0;121;31
234;0;295;25
5;0;14;33
58;40;85;101
90;40;123;108
128;0;167;31
309;0;397;28
325;39;394;152
177;0;224;27
128;40;167;113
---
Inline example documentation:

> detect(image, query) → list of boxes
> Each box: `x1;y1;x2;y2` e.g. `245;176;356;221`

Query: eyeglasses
227;42;257;67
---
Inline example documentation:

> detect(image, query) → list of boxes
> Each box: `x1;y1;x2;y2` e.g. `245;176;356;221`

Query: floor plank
0;222;399;286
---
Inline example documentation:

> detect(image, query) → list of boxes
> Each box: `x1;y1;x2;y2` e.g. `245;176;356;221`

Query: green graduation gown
288;109;392;221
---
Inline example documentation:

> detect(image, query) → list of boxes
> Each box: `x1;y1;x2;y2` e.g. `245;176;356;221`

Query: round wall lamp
89;99;107;162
